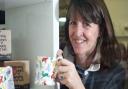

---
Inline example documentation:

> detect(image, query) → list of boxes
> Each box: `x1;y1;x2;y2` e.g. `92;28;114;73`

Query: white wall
0;0;5;10
5;0;59;89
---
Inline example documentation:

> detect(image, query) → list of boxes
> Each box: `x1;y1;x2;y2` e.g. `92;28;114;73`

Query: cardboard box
0;30;11;60
4;60;30;89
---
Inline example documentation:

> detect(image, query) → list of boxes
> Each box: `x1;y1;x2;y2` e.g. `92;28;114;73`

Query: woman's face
69;14;100;57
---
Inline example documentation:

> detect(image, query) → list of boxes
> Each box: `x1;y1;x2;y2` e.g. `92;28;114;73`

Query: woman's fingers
58;71;69;84
56;49;63;57
57;58;73;66
56;58;84;89
57;58;76;74
58;72;66;81
58;66;69;73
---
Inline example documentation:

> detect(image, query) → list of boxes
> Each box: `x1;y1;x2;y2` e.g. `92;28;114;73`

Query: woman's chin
74;50;85;56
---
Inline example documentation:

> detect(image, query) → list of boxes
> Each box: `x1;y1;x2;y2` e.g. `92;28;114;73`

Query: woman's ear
98;31;102;38
97;32;103;44
98;32;100;38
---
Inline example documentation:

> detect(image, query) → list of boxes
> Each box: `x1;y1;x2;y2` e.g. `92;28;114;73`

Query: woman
57;0;125;89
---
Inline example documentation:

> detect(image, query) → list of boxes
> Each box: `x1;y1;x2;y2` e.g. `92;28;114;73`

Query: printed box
4;60;30;89
0;30;11;60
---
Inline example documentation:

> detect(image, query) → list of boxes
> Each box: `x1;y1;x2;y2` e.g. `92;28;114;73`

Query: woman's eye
69;21;76;25
83;21;90;27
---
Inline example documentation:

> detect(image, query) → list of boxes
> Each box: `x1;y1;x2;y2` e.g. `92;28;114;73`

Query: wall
0;0;4;10
5;0;59;89
105;0;128;46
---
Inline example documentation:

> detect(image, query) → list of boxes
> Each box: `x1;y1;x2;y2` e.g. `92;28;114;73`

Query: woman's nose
74;23;84;36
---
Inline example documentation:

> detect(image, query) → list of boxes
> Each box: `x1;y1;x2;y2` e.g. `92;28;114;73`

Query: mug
35;56;58;86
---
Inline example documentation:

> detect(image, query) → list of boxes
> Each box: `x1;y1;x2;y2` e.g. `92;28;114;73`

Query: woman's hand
57;58;85;89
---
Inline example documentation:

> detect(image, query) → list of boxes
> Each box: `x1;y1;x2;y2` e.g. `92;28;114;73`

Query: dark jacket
60;63;125;89
61;47;126;89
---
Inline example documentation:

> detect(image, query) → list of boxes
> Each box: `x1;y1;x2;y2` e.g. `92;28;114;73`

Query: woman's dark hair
64;0;121;68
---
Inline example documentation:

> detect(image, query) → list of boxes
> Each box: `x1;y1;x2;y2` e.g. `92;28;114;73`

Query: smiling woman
57;0;127;89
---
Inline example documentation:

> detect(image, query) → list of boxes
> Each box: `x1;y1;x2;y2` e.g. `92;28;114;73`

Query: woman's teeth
75;40;85;43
